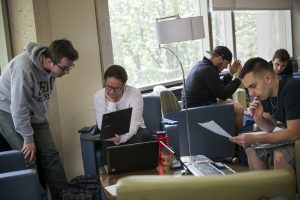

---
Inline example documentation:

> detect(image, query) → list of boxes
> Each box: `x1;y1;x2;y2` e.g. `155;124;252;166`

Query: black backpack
63;175;101;200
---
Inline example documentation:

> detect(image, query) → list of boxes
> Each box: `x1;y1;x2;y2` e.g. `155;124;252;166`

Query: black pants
100;127;154;166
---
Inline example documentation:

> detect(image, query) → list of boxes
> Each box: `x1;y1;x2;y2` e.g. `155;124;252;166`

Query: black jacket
182;57;241;108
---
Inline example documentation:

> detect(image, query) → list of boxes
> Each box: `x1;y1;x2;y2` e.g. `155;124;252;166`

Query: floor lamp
155;15;205;157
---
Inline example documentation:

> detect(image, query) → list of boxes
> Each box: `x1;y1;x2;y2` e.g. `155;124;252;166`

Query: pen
250;109;255;118
250;96;259;118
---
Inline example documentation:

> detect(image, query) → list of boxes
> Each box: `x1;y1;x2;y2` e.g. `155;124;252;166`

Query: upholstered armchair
0;150;41;200
116;170;296;200
159;90;237;158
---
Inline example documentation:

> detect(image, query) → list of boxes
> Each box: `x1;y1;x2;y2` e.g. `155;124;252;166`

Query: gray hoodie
0;42;55;143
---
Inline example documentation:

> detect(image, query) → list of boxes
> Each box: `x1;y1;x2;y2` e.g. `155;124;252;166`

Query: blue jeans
0;110;68;200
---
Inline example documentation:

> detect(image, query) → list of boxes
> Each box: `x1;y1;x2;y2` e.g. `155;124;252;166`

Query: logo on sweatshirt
32;78;55;103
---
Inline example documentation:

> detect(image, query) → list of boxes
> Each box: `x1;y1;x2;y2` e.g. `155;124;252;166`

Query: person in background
230;57;300;176
270;49;293;77
0;39;79;200
93;65;154;165
182;46;244;132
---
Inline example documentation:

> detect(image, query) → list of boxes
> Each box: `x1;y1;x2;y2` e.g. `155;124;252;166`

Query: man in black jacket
182;46;243;132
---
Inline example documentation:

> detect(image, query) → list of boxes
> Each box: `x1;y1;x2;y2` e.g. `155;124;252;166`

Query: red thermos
154;131;169;162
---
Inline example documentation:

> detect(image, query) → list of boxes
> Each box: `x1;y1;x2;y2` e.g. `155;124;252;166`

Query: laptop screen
100;107;132;140
106;141;158;174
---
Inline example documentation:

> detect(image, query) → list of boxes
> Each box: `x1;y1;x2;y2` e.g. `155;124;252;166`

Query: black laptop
105;141;158;174
100;107;132;141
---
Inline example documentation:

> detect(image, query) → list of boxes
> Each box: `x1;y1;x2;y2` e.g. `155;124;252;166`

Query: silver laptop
160;141;235;176
181;155;235;176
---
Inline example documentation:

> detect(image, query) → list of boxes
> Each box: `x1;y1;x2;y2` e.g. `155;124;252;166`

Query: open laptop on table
160;141;235;176
105;141;159;175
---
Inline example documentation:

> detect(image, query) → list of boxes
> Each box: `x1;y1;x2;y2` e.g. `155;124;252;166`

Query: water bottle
154;131;169;163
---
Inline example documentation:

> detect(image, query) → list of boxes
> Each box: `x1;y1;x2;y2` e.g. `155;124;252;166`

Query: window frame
0;0;12;74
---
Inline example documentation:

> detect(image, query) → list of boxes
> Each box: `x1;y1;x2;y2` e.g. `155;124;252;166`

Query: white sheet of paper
105;183;117;197
198;120;232;138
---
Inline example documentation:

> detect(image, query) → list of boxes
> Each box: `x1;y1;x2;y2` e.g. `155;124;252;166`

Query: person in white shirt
93;65;154;165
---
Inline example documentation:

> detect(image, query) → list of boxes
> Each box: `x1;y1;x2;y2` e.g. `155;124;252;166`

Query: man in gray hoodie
0;39;79;200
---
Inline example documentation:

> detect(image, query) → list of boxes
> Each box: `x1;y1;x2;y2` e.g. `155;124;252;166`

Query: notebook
105;141;158;175
100;107;132;141
160;141;235;176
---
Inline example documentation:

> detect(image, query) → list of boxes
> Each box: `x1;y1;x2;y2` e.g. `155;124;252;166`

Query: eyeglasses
55;63;75;72
104;84;124;92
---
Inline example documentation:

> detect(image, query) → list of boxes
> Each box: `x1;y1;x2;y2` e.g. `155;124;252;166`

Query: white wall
46;0;102;178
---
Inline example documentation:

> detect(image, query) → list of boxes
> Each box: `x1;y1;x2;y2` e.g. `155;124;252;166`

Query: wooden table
99;165;187;200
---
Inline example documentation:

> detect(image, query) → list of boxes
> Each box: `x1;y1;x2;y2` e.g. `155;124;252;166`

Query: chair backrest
0;150;26;173
165;103;236;158
160;90;181;118
0;169;41;200
143;95;162;133
116;170;296;200
0;150;41;200
232;88;247;110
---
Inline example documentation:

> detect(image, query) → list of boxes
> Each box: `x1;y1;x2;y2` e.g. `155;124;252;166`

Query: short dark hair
104;65;128;84
206;46;233;62
238;57;273;79
44;39;79;63
272;49;290;62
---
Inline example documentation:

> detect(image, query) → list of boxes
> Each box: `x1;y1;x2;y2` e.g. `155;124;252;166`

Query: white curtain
256;11;288;60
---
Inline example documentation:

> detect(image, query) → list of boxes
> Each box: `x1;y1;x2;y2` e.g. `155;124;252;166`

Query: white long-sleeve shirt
93;85;145;144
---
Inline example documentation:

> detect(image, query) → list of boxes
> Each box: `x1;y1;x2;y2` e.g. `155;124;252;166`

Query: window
211;11;226;46
235;10;292;63
108;0;204;88
211;10;293;63
108;1;293;88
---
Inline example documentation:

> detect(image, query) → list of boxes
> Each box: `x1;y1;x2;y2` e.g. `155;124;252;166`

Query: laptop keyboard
191;163;223;176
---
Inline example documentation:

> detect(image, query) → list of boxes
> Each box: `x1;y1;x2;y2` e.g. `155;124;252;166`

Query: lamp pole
155;14;205;158
160;46;192;157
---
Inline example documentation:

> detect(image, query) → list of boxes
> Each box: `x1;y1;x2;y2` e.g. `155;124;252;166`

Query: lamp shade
155;16;205;44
